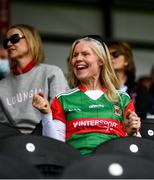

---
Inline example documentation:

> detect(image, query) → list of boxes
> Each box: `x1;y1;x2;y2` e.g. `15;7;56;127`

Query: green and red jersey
51;85;135;155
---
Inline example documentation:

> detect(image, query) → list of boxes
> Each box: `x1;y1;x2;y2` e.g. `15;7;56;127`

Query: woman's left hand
124;110;141;136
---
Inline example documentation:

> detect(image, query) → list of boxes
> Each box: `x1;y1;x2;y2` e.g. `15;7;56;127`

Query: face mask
0;59;10;78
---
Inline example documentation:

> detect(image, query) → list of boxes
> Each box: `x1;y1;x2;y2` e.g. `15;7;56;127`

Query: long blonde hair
67;37;120;103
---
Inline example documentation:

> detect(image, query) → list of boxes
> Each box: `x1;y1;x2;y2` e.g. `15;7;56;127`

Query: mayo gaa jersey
51;85;135;155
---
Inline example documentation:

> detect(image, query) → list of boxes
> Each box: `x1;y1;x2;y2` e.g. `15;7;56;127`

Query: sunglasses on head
3;33;25;49
85;35;104;44
110;50;124;58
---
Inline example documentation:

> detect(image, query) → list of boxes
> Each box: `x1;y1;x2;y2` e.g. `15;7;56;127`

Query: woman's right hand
32;92;51;113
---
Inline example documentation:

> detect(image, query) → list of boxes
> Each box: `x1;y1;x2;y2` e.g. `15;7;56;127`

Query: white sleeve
41;113;66;142
135;131;142;137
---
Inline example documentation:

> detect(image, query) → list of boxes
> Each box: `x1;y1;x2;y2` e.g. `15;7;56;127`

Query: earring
124;62;128;66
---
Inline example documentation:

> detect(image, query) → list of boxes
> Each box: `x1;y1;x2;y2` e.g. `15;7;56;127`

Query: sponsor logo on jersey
89;104;104;109
68;108;81;112
73;119;117;129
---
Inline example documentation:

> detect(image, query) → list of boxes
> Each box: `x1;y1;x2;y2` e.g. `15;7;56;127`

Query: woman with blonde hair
0;24;68;135
33;35;141;155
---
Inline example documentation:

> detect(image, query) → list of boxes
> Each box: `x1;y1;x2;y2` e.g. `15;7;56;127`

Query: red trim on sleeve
51;97;66;124
124;99;135;118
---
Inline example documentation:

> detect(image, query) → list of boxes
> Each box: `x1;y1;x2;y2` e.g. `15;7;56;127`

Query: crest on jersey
114;105;121;116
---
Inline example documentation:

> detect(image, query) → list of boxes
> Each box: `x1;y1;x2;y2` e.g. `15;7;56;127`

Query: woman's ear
98;59;103;66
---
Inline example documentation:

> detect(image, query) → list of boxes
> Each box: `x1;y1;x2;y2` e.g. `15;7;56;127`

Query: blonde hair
7;24;44;66
67;37;120;103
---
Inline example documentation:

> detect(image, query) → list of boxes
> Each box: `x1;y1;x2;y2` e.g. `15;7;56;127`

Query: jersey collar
78;84;107;92
13;59;36;75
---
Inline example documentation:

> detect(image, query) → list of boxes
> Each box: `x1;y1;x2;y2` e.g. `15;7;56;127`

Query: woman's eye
83;53;89;57
73;53;77;57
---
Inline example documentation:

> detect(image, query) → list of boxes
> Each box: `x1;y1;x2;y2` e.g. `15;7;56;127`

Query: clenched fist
124;109;141;136
32;92;51;113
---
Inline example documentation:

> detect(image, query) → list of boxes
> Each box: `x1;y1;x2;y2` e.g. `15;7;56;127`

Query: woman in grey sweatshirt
0;24;69;134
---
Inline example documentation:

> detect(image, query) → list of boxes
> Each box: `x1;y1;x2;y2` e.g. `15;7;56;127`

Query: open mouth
76;64;88;70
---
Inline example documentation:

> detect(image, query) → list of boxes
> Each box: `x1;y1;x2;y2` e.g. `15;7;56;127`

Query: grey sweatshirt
0;64;69;134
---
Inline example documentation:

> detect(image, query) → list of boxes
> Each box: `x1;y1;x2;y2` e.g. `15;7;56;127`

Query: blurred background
1;0;154;79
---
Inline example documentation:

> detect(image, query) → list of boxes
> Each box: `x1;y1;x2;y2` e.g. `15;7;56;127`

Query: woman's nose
76;54;83;61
